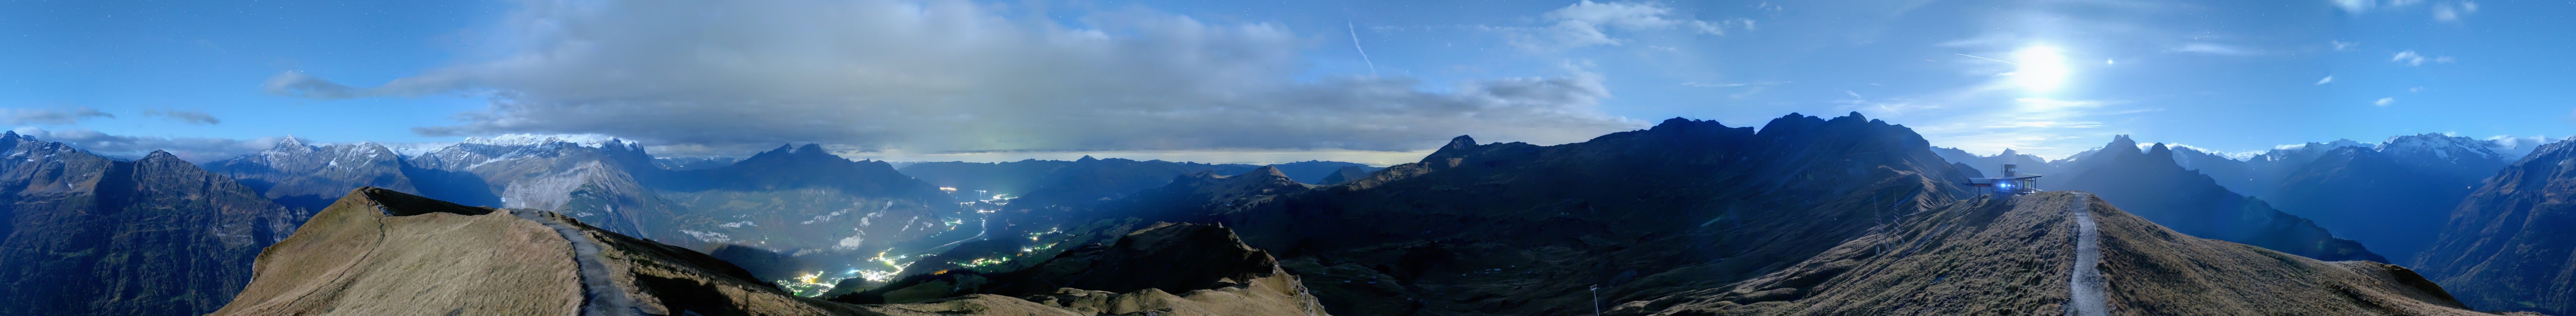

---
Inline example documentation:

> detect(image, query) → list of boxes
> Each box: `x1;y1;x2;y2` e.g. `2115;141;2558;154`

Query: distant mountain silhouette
1266;160;1384;184
2056;135;2381;262
2266;134;2509;264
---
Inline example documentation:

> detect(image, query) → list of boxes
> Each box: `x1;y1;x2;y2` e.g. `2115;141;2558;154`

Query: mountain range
1945;133;2528;264
12;111;2576;315
186;113;2503;316
2418;139;2576;314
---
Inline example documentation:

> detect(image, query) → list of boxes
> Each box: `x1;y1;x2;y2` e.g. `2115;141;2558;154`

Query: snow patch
680;230;733;243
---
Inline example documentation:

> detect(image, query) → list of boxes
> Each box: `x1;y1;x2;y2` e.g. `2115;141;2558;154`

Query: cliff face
2417;139;2576;314
0;132;302;316
1618;192;2478;316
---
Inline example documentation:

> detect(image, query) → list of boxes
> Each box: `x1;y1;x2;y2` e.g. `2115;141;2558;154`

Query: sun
2012;46;2070;92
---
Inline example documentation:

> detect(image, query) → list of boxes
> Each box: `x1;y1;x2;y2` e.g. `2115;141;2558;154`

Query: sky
2;0;2571;165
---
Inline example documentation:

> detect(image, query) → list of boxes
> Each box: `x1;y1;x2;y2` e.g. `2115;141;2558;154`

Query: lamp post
1590;284;1601;316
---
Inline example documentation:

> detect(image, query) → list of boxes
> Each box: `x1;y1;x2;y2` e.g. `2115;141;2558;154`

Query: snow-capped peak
276;135;307;148
2378;133;2507;162
457;133;637;148
2485;135;2561;160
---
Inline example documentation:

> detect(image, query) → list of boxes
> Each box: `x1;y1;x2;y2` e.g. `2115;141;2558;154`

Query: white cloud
266;0;1644;155
2;106;114;126
2433;1;2478;21
2330;40;2359;51
1508;1;1745;51
2333;0;2376;14
2338;0;2435;14
6;127;277;161
2487;135;2561;157
2375;97;2396;106
2390;51;2456;66
2315;76;2335;85
2169;43;2260;56
142;109;221;125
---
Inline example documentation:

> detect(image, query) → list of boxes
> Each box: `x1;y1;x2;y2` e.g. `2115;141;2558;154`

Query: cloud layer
143;109;222;125
3;107;114;126
266;0;1643;155
9;127;277;161
1508;1;1746;51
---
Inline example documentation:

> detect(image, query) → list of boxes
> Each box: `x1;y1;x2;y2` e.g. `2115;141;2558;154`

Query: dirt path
2065;193;2109;316
515;210;642;316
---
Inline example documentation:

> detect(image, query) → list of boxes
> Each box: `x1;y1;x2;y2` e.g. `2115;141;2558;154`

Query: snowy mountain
404;136;679;239
2377;133;2510;166
2264;133;2513;264
202;136;418;210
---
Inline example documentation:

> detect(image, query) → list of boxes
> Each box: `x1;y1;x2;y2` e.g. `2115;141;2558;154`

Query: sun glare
2012;46;2070;92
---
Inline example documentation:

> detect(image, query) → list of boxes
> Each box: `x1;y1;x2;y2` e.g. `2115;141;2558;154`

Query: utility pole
1590;284;1601;316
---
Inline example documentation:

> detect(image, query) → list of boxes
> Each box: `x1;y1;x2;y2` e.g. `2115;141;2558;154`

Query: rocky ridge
1615;192;2481;315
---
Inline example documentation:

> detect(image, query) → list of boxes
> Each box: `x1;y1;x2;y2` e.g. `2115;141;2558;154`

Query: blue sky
3;0;2570;164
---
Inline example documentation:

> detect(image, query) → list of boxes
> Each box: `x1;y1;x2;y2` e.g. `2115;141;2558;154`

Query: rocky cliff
2417;139;2576;314
0;132;303;316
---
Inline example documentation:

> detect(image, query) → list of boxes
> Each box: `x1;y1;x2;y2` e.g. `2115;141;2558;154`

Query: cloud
269;0;1645;155
2168;43;2260;56
2315;76;2335;85
2487;135;2560;155
2;106;115;125
1508;1;1746;51
2330;40;2359;51
2333;0;2376;13
6;127;276;161
2391;50;2452;66
2338;0;2433;14
2433;1;2478;21
142;109;221;125
2375;97;2396;106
